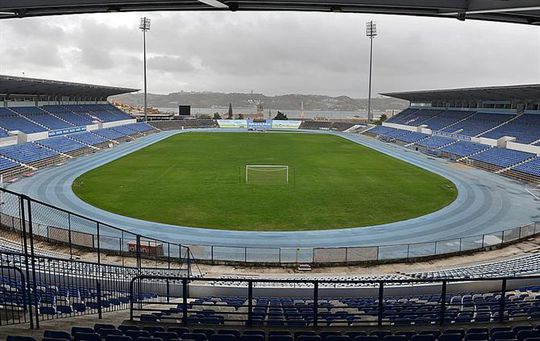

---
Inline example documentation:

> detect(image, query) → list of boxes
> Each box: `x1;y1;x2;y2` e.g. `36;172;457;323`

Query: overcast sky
0;11;538;97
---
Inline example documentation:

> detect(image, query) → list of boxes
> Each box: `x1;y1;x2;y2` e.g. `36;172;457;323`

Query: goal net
246;165;289;185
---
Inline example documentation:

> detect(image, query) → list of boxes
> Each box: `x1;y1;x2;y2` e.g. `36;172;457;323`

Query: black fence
0;187;196;329
0;187;196;271
0;187;537;267
130;275;540;328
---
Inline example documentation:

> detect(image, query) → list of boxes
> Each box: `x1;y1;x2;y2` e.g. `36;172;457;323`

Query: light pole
366;20;377;122
139;17;151;122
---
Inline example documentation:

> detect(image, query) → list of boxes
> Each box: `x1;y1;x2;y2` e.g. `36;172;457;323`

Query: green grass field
72;132;457;231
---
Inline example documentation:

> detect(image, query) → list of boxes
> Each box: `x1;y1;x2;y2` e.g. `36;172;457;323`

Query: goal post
245;164;289;185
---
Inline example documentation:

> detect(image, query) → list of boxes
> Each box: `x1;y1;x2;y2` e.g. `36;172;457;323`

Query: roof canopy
0;75;137;98
0;0;540;25
382;84;540;102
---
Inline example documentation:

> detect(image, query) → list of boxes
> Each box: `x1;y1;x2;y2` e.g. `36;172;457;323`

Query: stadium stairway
455;147;492;162
435;113;478;133
495;157;537;174
6;108;52;132
476;114;523;138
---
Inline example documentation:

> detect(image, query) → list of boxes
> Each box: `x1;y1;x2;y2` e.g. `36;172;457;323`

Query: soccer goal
245;165;289;185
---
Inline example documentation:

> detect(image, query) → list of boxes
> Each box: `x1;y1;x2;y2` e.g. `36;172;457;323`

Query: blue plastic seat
98;330;122;338
438;334;462;341
411;336;435;341
493;332;517;341
218;330;241;340
153;332;178;341
182;333;208;341
44;331;71;340
269;336;294;341
326;336;350;341
7;337;36;341
72;328;95;336
518;331;540;341
125;332;150;339
74;333;101;341
211;335;236;341
105;337;132;341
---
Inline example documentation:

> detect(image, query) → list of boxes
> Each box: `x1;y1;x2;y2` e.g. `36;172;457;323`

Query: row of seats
387;109;540;145
481;114;540;144
0;104;132;135
0;142;58;164
37;136;89;154
298;121;356;131
11;322;540;341
469;148;535;169
149;120;218;130
408;254;540;280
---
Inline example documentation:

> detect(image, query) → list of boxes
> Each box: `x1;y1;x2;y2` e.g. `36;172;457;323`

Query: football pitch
72;132;457;231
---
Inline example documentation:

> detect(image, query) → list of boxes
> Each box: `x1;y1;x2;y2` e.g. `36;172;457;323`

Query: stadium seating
0;108;47;134
91;127;129;141
469;147;535;169
441;113;513;137
124;122;155;133
511;157;540;178
71;104;132;122
415;136;456;149
479;114;540;144
0;142;59;165
8;324;540;341
299;121;333;130
111;122;155;136
42;105;96;126
36;136;89;154
423;110;476;131
409;253;540;279
367;126;428;143
10;106;74;130
386;108;441;126
439;140;491;158
69;131;110;146
387;109;477;132
149;119;218;130
0;156;20;171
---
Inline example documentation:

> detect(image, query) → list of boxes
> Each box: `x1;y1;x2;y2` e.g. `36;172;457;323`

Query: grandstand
1;2;540;339
370;84;540;183
0;76;162;179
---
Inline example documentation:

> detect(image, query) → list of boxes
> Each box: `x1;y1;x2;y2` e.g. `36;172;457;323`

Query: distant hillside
113;91;408;112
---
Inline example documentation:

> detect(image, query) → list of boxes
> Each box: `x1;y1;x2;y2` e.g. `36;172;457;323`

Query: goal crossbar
245;164;289;184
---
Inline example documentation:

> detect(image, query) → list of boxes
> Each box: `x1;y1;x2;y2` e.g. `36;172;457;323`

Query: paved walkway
7;130;540;254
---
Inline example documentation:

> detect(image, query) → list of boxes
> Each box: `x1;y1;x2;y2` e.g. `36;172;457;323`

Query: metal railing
129;274;540;328
0;187;196;272
0;187;537;266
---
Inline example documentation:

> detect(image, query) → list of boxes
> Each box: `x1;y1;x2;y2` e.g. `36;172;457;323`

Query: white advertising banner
271;120;302;129
217;119;248;128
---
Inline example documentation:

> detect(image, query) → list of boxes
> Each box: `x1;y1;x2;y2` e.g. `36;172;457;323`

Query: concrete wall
102;119;136;128
25;131;50;142
0;135;18;147
507;142;540;156
382;122;417;132
472;137;498;146
86;124;100;131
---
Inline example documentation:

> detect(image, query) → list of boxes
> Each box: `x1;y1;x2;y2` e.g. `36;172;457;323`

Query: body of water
157;107;370;120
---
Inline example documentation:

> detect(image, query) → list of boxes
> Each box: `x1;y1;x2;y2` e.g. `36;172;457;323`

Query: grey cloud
0;11;536;97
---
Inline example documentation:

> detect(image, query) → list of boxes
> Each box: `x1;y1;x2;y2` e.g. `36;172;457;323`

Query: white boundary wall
382;122;418;132
102;119;136;128
507;142;540;156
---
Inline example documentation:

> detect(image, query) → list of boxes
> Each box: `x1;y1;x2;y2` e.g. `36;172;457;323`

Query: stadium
1;1;540;340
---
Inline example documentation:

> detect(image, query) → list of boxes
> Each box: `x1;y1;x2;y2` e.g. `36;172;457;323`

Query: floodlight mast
366;20;377;123
139;17;151;122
